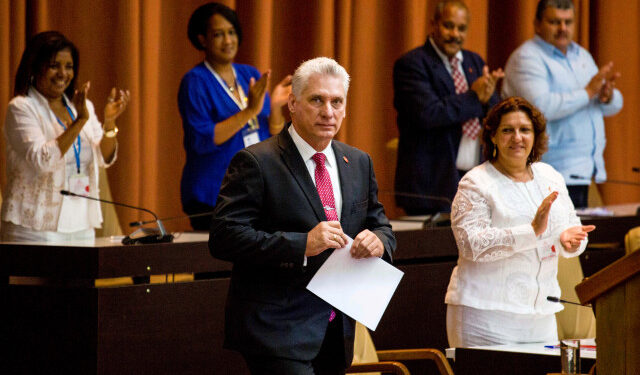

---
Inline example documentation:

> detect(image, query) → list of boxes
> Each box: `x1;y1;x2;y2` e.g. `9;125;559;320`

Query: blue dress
178;62;271;211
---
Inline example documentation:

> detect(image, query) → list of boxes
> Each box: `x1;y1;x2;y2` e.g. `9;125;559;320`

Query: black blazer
393;41;499;214
210;126;396;364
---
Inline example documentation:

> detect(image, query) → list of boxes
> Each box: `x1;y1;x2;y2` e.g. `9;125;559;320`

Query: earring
492;144;497;158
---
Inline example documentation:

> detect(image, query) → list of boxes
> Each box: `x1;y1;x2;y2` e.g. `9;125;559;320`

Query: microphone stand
129;211;214;227
60;190;174;245
547;296;591;307
570;173;640;216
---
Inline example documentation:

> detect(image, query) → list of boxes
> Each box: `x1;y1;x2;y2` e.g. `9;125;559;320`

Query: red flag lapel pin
343;156;349;164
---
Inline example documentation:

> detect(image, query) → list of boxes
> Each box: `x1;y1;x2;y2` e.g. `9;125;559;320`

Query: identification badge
537;244;558;261
242;127;260;148
69;174;90;195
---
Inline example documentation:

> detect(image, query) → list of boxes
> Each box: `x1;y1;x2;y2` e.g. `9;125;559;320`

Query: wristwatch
104;126;119;138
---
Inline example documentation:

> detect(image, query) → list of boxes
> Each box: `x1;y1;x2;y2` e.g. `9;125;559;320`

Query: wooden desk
446;341;595;375
2;215;637;374
0;233;246;374
370;216;639;374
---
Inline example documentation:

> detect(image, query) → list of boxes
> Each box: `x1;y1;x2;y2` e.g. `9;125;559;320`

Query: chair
95;167;123;238
347;322;454;375
556;182;599;340
624;226;640;254
555;256;596;340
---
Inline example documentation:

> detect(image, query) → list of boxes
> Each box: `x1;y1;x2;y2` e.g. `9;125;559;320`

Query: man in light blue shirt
502;0;623;208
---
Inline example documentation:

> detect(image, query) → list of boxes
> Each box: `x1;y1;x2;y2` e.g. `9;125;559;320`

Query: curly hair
187;2;242;51
481;96;548;164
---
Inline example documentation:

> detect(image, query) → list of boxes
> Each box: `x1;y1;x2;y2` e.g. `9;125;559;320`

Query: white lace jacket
445;161;585;315
1;88;116;232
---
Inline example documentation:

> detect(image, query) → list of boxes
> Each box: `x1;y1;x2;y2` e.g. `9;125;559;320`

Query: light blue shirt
502;35;623;185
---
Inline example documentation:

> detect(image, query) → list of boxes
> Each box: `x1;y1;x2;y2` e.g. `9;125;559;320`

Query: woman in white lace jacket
445;97;595;347
1;31;129;242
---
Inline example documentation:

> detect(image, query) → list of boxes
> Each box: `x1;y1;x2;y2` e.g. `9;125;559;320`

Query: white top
57;126;95;233
1;87;117;232
445;161;586;315
428;37;480;170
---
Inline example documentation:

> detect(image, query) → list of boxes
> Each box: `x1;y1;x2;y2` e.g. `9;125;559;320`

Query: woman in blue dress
178;2;291;230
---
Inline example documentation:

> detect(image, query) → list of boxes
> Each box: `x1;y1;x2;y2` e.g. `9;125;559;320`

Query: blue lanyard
55;101;81;174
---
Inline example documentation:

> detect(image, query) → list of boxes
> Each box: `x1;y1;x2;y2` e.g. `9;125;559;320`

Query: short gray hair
291;57;350;98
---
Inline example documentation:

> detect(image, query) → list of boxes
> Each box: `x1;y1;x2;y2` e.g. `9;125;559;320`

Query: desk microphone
571;173;640;216
60;190;174;245
381;190;452;205
381;191;452;227
547;296;591;307
570;171;640;187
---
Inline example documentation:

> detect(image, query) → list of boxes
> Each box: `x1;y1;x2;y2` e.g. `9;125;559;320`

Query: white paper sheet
306;237;404;331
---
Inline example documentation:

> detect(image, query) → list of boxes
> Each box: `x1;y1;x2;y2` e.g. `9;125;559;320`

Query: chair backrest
95;167;123;237
624;226;640;254
352;322;380;374
556;256;596;339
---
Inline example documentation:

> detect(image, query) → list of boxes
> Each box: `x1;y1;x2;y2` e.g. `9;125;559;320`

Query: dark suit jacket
393;41;499;214
209;125;396;365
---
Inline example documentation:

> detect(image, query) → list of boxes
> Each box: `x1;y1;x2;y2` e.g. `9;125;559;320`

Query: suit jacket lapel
332;142;354;226
277;128;327;222
461;52;479;84
424;42;456;94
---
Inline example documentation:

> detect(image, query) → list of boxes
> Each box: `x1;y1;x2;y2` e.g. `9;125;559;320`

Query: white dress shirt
288;125;342;220
429;37;480;171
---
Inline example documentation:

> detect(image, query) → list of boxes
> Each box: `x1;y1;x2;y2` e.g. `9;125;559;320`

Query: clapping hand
104;87;131;122
599;69;620;104
247;70;270;116
585;62;620;102
532;191;558;236
560;225;596;252
73;81;91;123
471;66;504;104
270;75;292;108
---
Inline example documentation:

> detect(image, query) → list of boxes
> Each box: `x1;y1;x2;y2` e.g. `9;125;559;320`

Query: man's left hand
470;66;504;104
351;230;384;259
599;71;620;104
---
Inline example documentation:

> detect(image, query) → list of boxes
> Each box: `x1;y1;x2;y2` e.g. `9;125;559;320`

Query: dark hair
433;0;469;22
535;0;574;21
14;31;79;98
482;97;548;165
187;2;242;50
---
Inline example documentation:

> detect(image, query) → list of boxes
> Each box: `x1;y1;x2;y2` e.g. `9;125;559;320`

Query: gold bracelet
103;126;119;138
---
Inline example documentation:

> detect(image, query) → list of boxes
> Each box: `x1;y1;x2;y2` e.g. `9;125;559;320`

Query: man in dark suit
210;57;396;375
393;0;503;215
